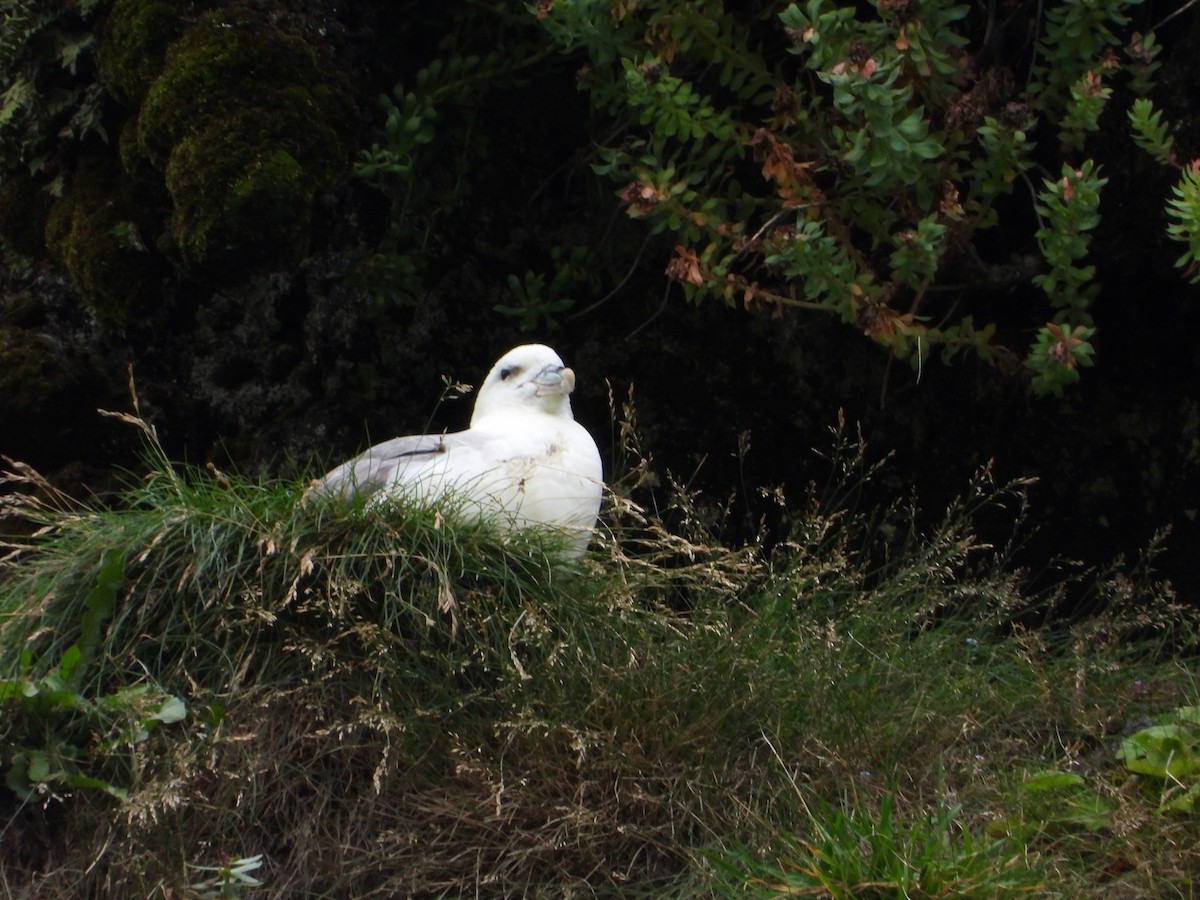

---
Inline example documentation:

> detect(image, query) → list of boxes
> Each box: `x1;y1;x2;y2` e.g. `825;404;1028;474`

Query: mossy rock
165;116;318;268
134;9;356;271
96;0;182;106
42;155;164;321
116;111;162;192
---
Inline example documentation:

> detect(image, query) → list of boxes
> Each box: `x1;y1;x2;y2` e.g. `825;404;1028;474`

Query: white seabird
311;344;604;557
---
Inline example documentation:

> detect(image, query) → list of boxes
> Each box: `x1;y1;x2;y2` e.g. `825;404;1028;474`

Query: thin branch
1149;0;1200;36
626;279;672;340
572;231;654;319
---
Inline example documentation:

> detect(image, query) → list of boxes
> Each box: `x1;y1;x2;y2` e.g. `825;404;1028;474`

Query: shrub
532;0;1190;391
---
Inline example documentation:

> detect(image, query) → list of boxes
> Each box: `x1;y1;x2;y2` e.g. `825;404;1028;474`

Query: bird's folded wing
311;433;447;500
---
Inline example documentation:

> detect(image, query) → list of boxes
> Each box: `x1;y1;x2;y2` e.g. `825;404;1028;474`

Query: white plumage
311;344;604;557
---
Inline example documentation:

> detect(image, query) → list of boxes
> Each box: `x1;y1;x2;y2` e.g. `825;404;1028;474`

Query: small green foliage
74;549;125;688
889;214;946;289
1009;769;1115;836
351;38;552;308
757;217;862;312
716;793;1042;896
1059;70;1112;152
1126;99;1200;285
1126;30;1162;96
353;84;438;184
352;250;424;310
993;703;1200;853
620;54;738;153
0;553;186;804
1026;322;1096;396
1033;161;1107;320
1166;162;1200;284
1128;97;1177;165
816;55;949;201
494;245;591;330
971;115;1036;226
1022;769;1085;793
494;270;574;332
1030;0;1134;118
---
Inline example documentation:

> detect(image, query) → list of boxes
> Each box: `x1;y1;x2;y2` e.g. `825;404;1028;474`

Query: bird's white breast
379;412;603;555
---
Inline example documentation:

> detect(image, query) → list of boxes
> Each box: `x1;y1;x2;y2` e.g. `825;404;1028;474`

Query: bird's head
471;344;577;424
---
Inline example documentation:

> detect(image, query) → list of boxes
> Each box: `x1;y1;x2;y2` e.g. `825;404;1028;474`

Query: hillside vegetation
3;0;1200;628
2;411;1197;896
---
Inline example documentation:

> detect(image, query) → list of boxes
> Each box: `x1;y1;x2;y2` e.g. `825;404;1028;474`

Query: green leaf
1022;769;1085;792
1173;706;1200;726
57;644;82;685
57;33;94;73
71;774;130;801
0;78;35;127
1118;724;1200;778
26;751;51;783
0;679;31;701
1165;782;1200;813
151;696;188;725
6;754;33;797
73;551;125;689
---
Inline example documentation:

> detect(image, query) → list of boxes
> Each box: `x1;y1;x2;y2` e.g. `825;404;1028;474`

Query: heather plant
1166;162;1200;283
1127;97;1200;285
532;0;1193;391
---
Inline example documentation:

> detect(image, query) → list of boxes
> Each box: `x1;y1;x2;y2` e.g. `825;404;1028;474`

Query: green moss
165;119;315;267
22;4;357;305
96;0;182;106
0;326;77;419
42;155;163;321
232;149;304;203
136;22;249;168
116;112;159;189
131;9;356;270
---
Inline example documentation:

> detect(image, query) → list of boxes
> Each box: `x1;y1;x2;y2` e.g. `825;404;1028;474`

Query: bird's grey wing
310;433;447;501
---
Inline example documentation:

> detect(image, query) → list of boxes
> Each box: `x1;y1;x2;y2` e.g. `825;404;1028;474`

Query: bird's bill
533;365;575;396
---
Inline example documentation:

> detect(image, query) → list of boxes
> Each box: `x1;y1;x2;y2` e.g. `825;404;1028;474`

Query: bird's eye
499;366;518;381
